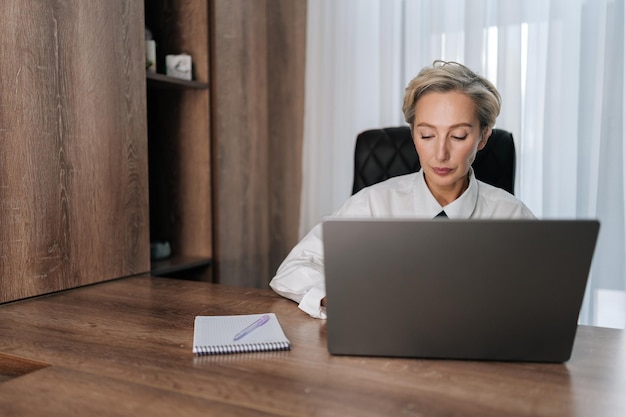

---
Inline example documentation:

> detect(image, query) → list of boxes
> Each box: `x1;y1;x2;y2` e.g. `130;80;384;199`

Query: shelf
144;0;213;283
151;256;212;277
146;71;209;90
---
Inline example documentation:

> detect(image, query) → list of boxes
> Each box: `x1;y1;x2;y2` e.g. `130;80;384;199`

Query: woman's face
412;90;489;205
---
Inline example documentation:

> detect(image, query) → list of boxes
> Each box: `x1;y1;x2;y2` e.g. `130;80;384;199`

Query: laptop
322;219;600;362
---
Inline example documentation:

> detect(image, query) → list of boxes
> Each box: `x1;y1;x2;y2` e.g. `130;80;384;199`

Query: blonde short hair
402;60;501;131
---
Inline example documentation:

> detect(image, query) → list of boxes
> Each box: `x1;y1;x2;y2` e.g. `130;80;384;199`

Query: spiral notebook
192;313;291;355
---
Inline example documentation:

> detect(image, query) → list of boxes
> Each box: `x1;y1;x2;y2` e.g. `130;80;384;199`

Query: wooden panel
212;0;271;286
267;0;307;277
212;0;306;287
0;0;149;303
145;0;212;264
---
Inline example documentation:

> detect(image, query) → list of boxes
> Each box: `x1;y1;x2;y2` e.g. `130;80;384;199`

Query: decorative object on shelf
146;40;156;72
145;26;156;72
150;241;171;260
166;54;192;80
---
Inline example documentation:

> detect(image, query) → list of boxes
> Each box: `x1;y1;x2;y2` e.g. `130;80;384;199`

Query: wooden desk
0;276;624;416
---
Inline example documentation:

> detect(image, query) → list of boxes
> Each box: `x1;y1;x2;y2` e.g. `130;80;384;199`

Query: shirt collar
413;168;479;219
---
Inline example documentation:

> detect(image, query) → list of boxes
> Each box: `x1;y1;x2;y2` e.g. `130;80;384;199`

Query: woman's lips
432;167;453;176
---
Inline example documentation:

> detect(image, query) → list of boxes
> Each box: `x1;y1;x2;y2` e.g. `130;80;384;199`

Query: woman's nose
435;138;450;161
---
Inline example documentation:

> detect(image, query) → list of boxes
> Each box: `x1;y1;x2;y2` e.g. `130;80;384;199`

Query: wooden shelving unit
146;71;209;90
150;255;212;281
144;0;213;281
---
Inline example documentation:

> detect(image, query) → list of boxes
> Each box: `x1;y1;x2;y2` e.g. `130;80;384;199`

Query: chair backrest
352;126;516;195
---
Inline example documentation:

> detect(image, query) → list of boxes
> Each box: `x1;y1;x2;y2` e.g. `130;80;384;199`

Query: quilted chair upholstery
352;126;516;195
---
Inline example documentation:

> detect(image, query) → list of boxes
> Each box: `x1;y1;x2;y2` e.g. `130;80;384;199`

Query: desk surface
0;276;624;417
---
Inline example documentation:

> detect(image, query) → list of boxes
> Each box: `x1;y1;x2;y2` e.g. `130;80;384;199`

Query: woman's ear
478;127;492;151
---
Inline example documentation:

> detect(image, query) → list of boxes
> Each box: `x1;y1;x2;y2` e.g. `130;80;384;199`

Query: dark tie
435;210;448;218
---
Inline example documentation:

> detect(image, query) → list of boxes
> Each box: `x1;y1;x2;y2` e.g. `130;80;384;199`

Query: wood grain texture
0;353;49;384
0;276;624;416
145;0;212;264
267;0;307;282
212;0;270;287
0;0;149;303
212;0;306;288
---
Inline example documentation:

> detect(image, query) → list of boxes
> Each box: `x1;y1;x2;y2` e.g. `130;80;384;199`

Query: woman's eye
419;134;434;139
452;135;468;140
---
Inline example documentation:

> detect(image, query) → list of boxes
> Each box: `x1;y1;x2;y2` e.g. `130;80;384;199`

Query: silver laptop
322;219;600;362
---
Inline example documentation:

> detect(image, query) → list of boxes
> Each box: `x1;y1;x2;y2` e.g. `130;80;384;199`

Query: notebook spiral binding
194;341;291;355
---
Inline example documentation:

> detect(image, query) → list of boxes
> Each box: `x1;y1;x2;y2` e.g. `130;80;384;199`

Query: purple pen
233;314;270;341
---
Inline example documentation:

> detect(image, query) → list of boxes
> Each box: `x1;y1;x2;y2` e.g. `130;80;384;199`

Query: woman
270;61;535;318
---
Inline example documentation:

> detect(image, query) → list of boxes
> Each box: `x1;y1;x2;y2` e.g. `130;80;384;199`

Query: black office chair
352;126;516;195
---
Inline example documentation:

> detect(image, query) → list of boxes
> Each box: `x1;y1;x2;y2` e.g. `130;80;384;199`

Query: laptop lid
322;219;600;362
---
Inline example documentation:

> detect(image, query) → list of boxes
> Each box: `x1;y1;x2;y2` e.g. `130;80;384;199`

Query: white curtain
301;0;626;328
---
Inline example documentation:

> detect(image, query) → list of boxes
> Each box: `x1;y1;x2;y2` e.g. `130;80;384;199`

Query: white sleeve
269;223;328;319
269;190;377;319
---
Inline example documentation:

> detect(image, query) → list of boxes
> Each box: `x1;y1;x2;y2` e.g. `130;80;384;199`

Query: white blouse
269;169;535;318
